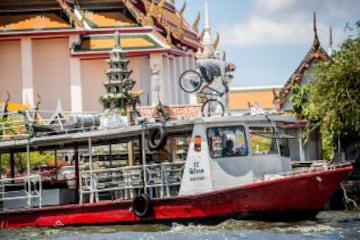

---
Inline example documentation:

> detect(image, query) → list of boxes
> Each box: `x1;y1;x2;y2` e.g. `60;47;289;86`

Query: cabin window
207;126;248;158
249;127;278;155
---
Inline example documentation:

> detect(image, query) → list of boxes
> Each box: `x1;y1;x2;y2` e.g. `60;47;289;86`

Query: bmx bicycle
178;69;228;117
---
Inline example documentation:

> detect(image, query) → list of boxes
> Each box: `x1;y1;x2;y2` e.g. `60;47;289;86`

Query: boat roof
0;114;298;153
193;114;298;125
0;119;194;153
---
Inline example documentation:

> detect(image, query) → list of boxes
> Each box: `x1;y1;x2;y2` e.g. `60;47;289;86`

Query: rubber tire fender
132;193;152;218
148;126;168;151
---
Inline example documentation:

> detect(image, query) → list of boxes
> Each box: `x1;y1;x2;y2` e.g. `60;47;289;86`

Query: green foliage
0;113;30;141
306;22;360;158
291;83;309;117
1;152;53;175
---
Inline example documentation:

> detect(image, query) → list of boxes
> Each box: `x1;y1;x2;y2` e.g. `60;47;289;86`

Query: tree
1;152;53;175
307;21;360;160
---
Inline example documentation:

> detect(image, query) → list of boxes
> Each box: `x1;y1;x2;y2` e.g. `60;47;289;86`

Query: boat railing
260;162;351;181
0;174;42;210
144;162;185;198
0;114;30;140
79;162;185;203
0;110;104;140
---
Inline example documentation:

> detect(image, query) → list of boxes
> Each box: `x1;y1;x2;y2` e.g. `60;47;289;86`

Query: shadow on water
1;211;360;240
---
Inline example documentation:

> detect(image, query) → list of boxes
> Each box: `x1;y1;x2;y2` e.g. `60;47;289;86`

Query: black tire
179;70;202;93
132;193;152;218
148;126;168;151
201;99;225;117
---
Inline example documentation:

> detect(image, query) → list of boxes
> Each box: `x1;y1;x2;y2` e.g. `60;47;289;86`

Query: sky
176;0;360;87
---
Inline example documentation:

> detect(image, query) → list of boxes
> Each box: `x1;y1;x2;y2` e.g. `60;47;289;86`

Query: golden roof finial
180;1;187;14
177;11;184;39
313;12;320;49
165;25;172;44
214;32;220;50
192;12;200;33
200;29;205;41
158;0;166;9
144;0;155;25
222;51;226;62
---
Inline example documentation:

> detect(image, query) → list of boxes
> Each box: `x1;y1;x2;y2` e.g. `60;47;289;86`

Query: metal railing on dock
79;162;185;203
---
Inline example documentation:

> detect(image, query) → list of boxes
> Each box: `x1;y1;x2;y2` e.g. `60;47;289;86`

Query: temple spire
114;31;120;48
197;0;223;59
202;0;213;45
313;12;320;49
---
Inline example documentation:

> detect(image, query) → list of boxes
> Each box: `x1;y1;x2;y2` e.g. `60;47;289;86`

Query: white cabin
179;115;294;195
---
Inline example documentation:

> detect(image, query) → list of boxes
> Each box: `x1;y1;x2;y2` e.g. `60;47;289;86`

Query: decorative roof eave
120;0;150;26
56;0;85;28
0;29;84;39
0;26;154;39
71;48;188;59
278;12;332;104
141;0;200;48
279;45;331;101
70;30;196;58
72;32;165;50
178;36;202;51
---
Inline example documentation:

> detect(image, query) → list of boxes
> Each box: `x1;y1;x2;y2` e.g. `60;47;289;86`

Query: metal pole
74;144;79;203
0;153;2;179
88;137;94;203
26;140;32;207
109;144;112;168
54;149;58;180
141;124;147;194
10;151;15;180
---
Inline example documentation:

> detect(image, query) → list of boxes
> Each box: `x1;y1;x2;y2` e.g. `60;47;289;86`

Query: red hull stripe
0;165;352;229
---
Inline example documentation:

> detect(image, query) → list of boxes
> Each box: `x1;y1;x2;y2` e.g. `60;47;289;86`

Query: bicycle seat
128;90;144;98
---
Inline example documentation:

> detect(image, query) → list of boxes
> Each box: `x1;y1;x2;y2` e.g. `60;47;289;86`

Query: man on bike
197;59;236;92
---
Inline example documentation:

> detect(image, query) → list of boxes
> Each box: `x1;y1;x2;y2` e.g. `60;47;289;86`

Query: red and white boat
0;113;352;229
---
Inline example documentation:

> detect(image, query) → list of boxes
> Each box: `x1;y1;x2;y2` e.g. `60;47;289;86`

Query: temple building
276;13;332;162
0;0;201;112
278;13;332;112
229;86;282;114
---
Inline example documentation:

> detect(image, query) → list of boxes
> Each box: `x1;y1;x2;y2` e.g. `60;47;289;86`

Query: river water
1;211;360;240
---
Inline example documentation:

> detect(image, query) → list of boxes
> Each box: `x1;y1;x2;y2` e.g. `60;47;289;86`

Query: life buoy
148;126;168;151
132;193;152;218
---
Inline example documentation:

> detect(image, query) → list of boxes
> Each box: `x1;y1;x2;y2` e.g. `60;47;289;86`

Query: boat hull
0;165;352;229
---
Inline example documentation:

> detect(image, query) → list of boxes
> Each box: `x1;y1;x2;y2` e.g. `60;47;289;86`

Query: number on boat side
189;161;205;181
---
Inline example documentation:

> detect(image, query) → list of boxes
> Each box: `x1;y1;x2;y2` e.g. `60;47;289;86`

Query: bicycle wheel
179;70;202;93
201;99;225;117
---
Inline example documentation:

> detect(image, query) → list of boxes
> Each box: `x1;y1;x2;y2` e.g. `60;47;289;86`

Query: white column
187;53;197;104
299;128;305;161
175;57;182;105
162;54;170;105
181;55;189;104
149;53;163;106
21;38;34;108
168;56;176;105
69;35;83;112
